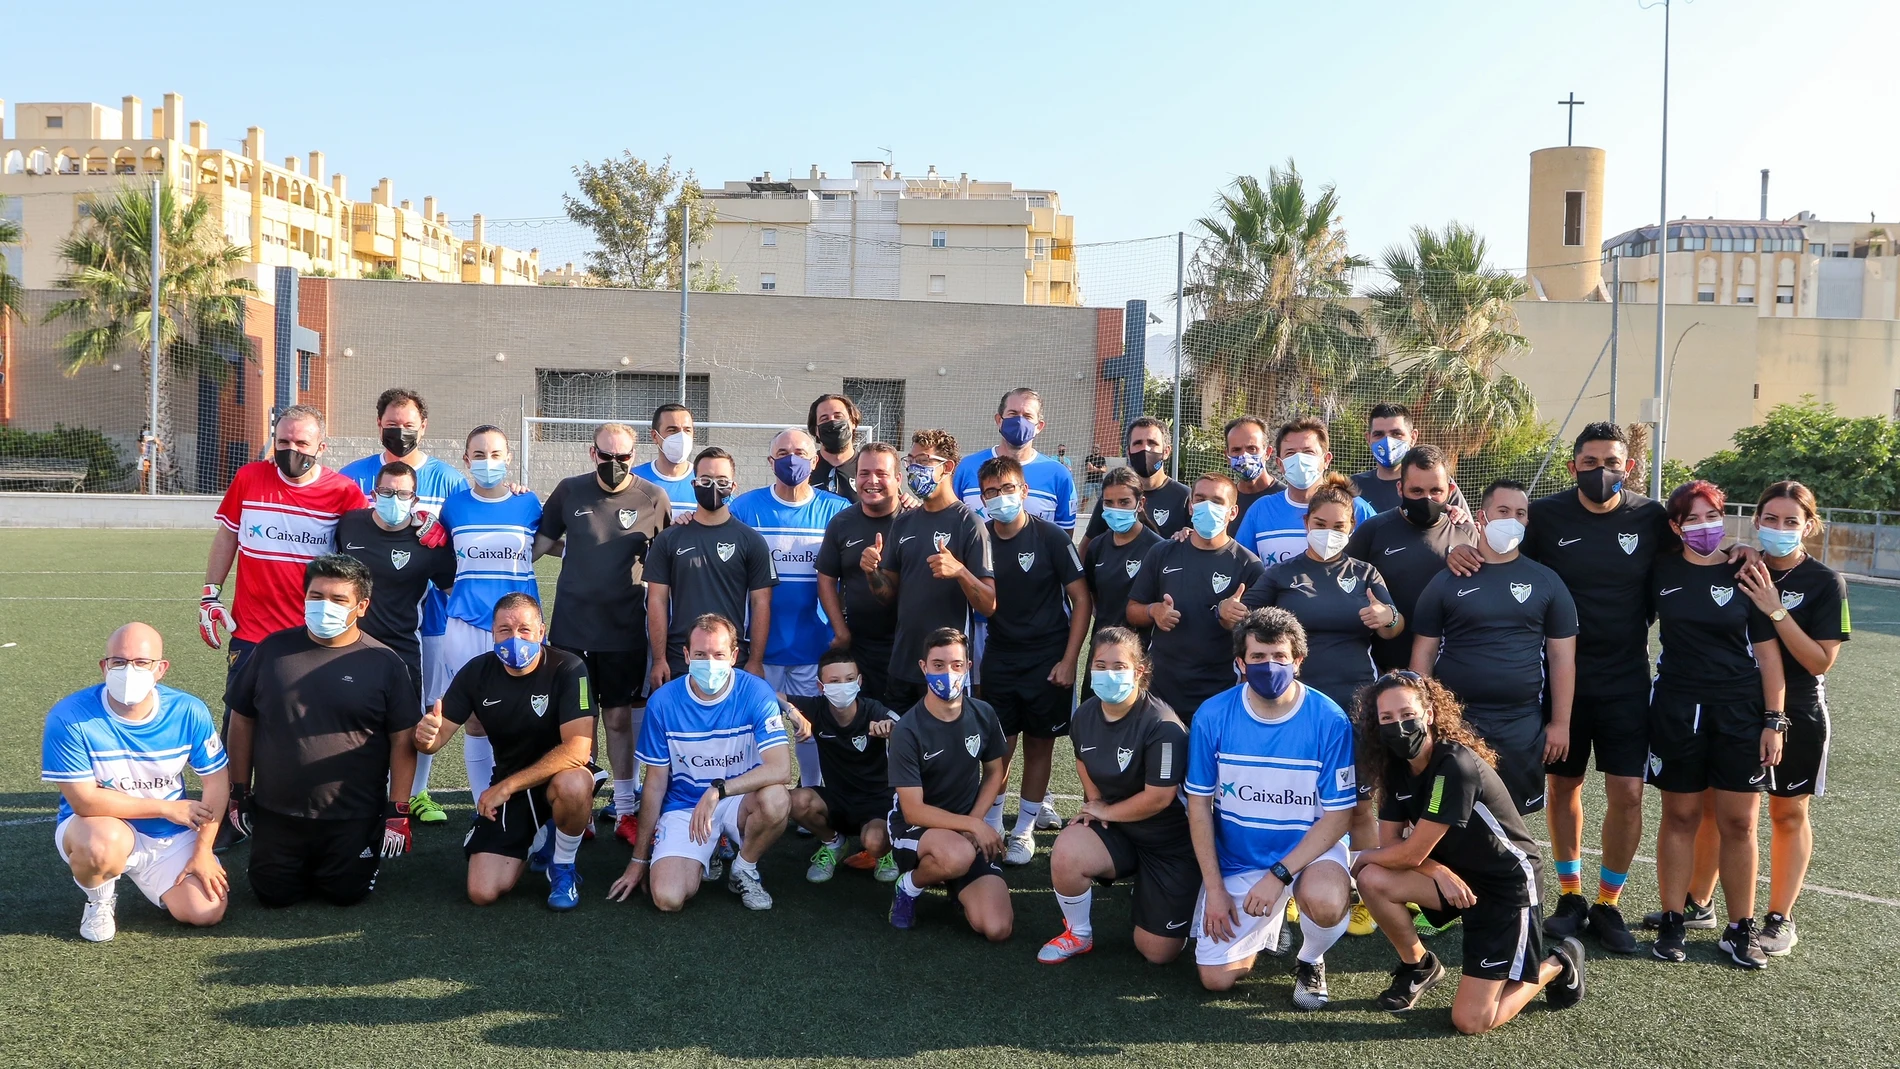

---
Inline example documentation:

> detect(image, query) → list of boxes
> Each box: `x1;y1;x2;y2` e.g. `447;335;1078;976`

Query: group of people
41;386;1849;1033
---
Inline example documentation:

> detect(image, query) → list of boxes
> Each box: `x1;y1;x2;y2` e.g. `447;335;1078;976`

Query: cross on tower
1558;92;1586;146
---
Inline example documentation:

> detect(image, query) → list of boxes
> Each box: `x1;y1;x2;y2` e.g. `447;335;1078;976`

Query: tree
1695;398;1900;512
0;192;21;346
46;183;255;490
1182;161;1375;428
362;264;406;280
1367;222;1537;465
562;152;722;289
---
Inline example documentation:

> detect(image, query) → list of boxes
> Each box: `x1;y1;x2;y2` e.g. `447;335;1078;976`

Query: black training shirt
1350;471;1471;516
1413;555;1579;710
882;502;994;684
539;473;670;651
886;697;1008;819
1764;556;1851;714
335;509;456;676
811;455;859;503
1346;508;1479;671
1069;693;1189;847
1523;490;1671;697
788;693;899;804
1378;739;1540;906
1126;537;1269;719
1084;477;1191;540
1649;554;1776;701
986;515;1085;667
816;505;903;657
442;646;593;783
1083;526;1164;638
1260;553;1391;708
646;517;777;659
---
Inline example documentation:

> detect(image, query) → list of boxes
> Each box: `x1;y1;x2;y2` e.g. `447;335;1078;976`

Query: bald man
41;623;231;941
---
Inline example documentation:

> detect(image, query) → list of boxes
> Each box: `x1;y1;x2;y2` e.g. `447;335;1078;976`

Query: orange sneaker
1037;922;1094;964
843;850;876;871
614;814;640;847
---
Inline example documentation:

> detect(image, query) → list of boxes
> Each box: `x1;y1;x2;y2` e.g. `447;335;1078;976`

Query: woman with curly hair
1349;671;1586;1033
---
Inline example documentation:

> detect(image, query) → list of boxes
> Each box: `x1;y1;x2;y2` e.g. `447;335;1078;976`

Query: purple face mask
1680;521;1725;556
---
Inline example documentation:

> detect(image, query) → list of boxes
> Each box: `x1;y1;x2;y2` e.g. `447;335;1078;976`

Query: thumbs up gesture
1217;583;1249;627
1152;593;1182;632
927;542;965;580
414;704;447;752
860;532;885;575
1359;586;1397;630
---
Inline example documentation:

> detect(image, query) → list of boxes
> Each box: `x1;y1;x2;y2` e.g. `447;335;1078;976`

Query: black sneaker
1545;936;1586;1010
1652;912;1688;962
1643;898;1716;930
210;813;248;855
1587;902;1638;954
1543;893;1590;939
1758;912;1799;956
1376;952;1446;1012
1718;918;1769;970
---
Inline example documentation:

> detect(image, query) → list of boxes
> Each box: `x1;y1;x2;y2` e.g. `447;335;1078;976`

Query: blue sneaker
546;863;581;911
890;881;920;930
528;826;555;874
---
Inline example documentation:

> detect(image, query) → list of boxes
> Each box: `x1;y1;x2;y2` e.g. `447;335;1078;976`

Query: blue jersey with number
439;487;542;629
42;685;227;839
635;670;789;815
952;447;1077;530
729;485;850;665
1234;490;1377;569
1185;682;1357;875
340;453;467;636
632;461;696;520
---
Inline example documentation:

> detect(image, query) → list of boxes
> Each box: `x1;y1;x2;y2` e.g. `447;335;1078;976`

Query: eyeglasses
980;484;1025;499
595;450;634;463
104;657;161;670
374;488;417;502
907;455;948;468
693;476;736;491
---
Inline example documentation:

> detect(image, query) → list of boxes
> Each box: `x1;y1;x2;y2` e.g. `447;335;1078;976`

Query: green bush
0;424;133;489
1694;398;1900;511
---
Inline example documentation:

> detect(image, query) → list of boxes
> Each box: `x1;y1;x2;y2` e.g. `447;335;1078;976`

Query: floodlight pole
1650;0;1672;496
1172;231;1185;480
1609;252;1620;424
678;198;691;405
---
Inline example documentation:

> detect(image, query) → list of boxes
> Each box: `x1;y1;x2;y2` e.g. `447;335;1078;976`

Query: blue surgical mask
987;492;1023;524
494;636;541;670
469;459;509;488
688;657;732;693
305;599;354;639
1191;500;1228;540
1757;527;1803;558
1229;453;1266;481
1281;453;1322;490
906;463;941;499
999;415;1039;448
1091;668;1138;705
1101;506;1140;534
773;454;813;487
374;492;413;527
1370;437;1409;469
1244;660;1297;701
925;669;966;701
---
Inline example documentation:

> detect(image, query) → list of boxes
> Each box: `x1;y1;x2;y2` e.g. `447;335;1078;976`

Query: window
1737;284;1756;304
1619;281;1639;304
759;272;777;292
1033;238;1047;259
297;352;311;391
843;377;905;445
1831;244;1850;258
928;274;946;295
760;228;776;247
1777;284;1795;304
1754;383;1761;399
535;370;710;443
1697;286;1716;303
1562;191;1584;246
931;230;947;248
45;115;63;129
1809;243;1826;256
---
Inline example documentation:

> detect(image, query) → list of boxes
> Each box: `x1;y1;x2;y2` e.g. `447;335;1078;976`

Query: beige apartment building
0;92;538;289
698;161;1079;305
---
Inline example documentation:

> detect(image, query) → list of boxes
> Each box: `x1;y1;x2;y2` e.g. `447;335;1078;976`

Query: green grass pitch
1;528;1896;1068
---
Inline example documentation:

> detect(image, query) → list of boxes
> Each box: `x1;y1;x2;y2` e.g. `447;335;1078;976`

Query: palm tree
0;193;22;353
1182;161;1374;427
45;184;255;490
1367;222;1537;465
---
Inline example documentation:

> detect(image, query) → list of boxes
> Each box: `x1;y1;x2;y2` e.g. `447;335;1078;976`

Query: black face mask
1400;496;1446;528
816;420;854;454
380;426;420;457
694;482;731;512
596;458;629;486
1575;466;1624;505
1128;448;1163;478
1379;718;1427;760
274;447;316;480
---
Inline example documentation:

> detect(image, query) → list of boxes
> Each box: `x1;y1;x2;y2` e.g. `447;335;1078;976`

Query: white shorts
762;663;820;697
422;631;455;707
438;618;494;691
1192;839;1351;966
651;796;747;877
55;815;196;909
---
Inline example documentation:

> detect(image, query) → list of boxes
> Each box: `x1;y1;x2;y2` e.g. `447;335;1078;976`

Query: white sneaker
1004;832;1036;867
80;887;118;942
1035;794;1063;830
728;867;774;910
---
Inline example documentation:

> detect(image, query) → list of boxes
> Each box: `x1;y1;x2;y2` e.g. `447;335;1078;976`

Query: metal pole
1650;0;1672;497
1171;231;1185;480
1609;253;1620;424
678;198;691;405
148;175;162;494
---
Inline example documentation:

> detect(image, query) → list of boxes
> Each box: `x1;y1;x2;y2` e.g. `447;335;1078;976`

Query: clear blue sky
8;0;1896;273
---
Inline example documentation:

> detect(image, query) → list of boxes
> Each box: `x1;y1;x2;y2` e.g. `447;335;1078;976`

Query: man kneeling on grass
782;649;903;884
1350;670;1585;1033
415;592;601;911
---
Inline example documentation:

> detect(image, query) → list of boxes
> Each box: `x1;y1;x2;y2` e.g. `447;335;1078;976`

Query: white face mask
661;432;694;465
1484;517;1526;555
822;680;861;707
105;664;157;706
1306;528;1350;560
306;599;355;639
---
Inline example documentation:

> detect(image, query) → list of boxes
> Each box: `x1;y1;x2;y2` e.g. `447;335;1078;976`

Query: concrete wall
0;491;218;527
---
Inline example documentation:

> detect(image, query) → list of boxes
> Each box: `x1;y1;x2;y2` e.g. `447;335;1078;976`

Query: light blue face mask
305;599;354;639
1757;527;1803;558
1191;500;1228;539
469;459;509;488
987;492;1023;524
688;657;732;693
374;492;413;527
1281;452;1322;490
1091;668;1138;705
1101;507;1141;534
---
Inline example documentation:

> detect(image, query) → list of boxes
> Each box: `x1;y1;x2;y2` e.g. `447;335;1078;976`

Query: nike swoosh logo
1480;957;1508;969
1456;587;1479;596
900;535;917;544
1078;746;1096;753
1523;793;1545;807
1384;547;1406;555
677;547;695;555
1163;566;1183;574
1785;779;1809;790
1749;772;1767;784
1395;793;1412;801
482;699;501;706
345;544;365;550
1558;537;1581;546
1660;587;1681;595
1166;920;1188;930
574;510;592;516
846;539;863;547
923;749;944;760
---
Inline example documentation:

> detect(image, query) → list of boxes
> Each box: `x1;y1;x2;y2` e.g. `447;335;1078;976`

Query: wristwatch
1769;608;1789;622
1764;711;1791;733
1269;861;1295;886
710;778;728;799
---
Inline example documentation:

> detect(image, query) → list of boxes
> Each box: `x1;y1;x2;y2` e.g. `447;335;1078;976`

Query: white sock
463;735;495;798
730;856;759;879
412;751;434;796
1012;800;1042;838
986;796;1006;834
553;829;583;865
1296;905;1351;965
796;737;823;788
613;779;637;817
1057;889;1094;938
76;877;115;902
899;872;922;896
824;833;846;851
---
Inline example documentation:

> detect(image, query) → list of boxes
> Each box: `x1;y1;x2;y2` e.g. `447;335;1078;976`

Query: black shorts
1417;895;1546;982
1546;691;1649;779
809;785;888;838
1645;690;1766;794
849;645;893;710
1464;705;1547;814
889;820;1004;897
984;661;1074;739
1768;703;1831;798
222;638;261;726
248;807;382;908
462;768;603;859
1087;822;1202;937
885;676;925;713
554;644;644;708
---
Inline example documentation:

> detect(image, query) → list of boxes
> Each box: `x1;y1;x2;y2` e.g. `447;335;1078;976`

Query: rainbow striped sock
1596;866;1629;906
1555;858;1584;897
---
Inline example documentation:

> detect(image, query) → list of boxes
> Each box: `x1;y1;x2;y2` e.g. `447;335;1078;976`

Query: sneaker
1286;898;1301;925
1644;898;1717;930
794;824;814;838
1718;918;1769;970
1003;833;1036;867
728;866;774;910
1035;793;1064;830
707;835;731;883
527;826;555;874
1652;912;1688;962
1347;900;1376;937
843;849;876;871
409;791;448;825
1758;912;1799;956
1543;892;1590;939
79;887;118;943
806;841;843;883
874;852;900;883
1410;904;1457;939
1037;922;1094;964
1545;936;1586;1010
1587;902;1638;954
545;862;581;911
890;881;921;929
1376;952;1445;1012
1265;914;1295;957
1291;959;1329;1010
613;814;640;847
211;813;249;855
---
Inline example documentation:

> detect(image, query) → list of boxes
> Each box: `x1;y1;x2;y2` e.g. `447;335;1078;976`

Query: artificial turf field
1;529;1897;1069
